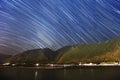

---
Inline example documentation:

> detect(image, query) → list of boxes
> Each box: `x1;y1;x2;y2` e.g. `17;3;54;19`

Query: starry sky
0;0;120;55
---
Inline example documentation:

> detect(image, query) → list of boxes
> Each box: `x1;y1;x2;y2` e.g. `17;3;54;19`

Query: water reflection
0;67;120;80
63;69;66;80
35;70;38;80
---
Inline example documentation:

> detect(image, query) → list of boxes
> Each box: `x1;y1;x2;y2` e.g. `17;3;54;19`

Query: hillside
0;54;11;63
4;36;120;64
57;36;120;63
5;48;57;64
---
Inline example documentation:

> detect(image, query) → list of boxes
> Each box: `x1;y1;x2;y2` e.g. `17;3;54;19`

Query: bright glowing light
3;62;10;66
50;64;53;67
12;64;16;66
35;63;39;66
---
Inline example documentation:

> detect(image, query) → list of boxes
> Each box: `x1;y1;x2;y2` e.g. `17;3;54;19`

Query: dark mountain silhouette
4;36;120;64
0;54;11;63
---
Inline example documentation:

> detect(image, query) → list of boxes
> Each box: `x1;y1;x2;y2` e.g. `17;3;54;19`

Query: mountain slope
0;54;11;63
5;48;57;64
4;36;120;64
57;36;120;63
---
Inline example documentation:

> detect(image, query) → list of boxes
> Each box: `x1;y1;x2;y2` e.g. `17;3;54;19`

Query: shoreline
1;64;120;69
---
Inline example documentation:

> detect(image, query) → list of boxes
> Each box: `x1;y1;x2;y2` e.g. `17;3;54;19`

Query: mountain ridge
0;54;11;63
3;36;120;64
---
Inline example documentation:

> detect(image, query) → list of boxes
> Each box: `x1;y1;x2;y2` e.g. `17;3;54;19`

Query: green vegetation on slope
4;36;120;64
57;36;120;63
6;48;56;64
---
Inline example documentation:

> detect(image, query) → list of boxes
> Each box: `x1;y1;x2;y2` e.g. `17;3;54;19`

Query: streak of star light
0;0;120;55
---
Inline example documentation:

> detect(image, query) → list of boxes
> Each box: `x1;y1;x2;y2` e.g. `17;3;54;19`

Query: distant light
12;64;16;66
3;62;10;66
64;64;67;67
79;62;82;66
89;63;93;65
50;64;53;67
114;62;119;65
35;63;39;66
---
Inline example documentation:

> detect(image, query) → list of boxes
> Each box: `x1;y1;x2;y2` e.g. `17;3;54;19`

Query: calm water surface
0;67;120;80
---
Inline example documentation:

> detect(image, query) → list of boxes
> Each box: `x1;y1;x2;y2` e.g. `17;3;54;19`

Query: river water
0;66;120;80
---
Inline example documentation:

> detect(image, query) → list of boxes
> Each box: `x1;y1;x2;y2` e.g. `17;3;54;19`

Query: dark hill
5;48;57;64
4;36;120;64
0;54;11;63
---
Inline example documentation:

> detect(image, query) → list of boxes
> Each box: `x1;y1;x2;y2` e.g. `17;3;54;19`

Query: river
0;66;120;80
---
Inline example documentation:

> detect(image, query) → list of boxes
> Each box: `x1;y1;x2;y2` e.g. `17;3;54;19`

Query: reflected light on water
35;70;38;80
0;67;120;80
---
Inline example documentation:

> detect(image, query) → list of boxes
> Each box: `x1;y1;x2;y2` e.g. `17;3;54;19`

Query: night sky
0;0;120;55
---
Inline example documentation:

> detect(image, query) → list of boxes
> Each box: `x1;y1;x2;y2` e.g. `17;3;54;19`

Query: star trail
0;0;120;55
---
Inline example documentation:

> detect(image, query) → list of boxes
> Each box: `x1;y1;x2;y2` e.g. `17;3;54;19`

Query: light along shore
1;64;120;70
1;62;120;69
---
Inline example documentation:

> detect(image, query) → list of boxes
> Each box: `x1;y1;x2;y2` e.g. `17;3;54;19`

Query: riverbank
0;66;65;69
1;64;120;69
